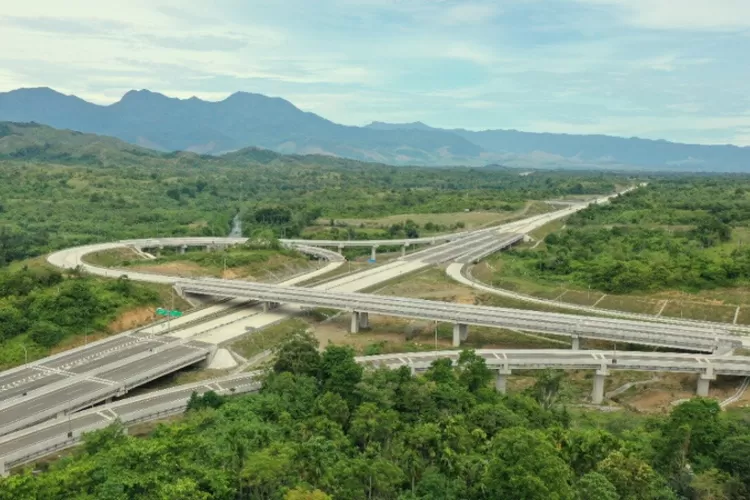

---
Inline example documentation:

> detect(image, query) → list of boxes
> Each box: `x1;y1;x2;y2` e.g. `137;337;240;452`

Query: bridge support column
452;323;468;347
359;312;369;330
592;369;609;405
350;312;360;334
179;245;187;255
262;302;279;313
338;245;345;255
495;368;512;394
371;246;377;261
571;335;580;350
1;459;7;477
205;245;213;252
697;368;716;397
401;244;408;257
156;245;163;257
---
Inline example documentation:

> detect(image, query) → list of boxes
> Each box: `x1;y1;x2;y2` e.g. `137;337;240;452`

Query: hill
0;88;480;165
2;87;748;171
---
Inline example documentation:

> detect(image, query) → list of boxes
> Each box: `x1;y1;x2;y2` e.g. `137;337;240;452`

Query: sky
1;0;749;146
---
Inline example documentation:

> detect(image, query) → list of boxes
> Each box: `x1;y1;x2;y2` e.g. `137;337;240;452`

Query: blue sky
1;0;749;145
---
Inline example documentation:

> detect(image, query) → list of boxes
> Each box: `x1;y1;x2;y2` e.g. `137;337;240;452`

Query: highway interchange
4;187;750;474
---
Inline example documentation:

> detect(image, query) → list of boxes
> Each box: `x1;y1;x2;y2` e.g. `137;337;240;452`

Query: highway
6;185;750;473
177;278;741;352
3;346;749;475
0;188;660;441
446;262;750;334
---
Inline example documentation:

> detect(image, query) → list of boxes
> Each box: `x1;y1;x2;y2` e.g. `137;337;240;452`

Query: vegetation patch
5;332;748;499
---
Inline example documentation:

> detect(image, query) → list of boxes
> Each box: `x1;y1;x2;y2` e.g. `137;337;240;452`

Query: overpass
176;279;742;352
0;337;214;437
2;347;748;476
0;189;645;438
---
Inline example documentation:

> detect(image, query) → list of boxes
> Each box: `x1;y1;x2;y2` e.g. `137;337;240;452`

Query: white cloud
439;3;502;25
578;0;750;30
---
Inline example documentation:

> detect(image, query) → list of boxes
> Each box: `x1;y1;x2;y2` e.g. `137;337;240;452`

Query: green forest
507;177;750;293
0;122;624;265
0;265;162;369
3;332;750;500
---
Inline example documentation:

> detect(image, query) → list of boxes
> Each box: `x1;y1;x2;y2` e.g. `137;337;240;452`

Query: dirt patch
130;261;207;277
50;332;110;354
108;306;157;332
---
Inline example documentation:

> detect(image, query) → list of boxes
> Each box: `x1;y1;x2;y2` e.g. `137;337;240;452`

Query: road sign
156;308;182;317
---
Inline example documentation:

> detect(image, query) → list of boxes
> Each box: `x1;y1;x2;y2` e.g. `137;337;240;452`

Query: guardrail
177;280;740;352
0;376;261;475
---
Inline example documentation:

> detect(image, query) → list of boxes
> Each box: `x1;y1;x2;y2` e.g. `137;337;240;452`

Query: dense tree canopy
508;177;750;293
4;333;750;499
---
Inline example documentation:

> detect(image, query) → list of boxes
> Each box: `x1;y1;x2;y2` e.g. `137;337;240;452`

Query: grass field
85;247;318;282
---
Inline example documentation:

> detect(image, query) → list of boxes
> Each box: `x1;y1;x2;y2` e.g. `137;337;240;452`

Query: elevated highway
0;189;646;438
2;347;748;476
177;278;742;352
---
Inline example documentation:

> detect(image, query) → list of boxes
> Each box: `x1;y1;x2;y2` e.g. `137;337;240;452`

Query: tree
562;428;622;477
598;451;677;500
483;427;575;500
455;349;493;393
576;472;619;500
273;330;321;377
656;398;727;473
529;369;565;410
285;487;332;500
315;392;350;428
28;321;65;348
186;391;226;412
319;345;363;406
717;434;750;490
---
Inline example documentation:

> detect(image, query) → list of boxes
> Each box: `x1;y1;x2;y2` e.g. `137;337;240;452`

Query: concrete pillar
338;245;345;255
1;459;7;478
350;312;360;334
205;245;213;252
697;367;716;397
571;335;580;350
452;323;468;347
359;312;369;330
495;368;511;394
262;302;279;313
371;246;377;261
401;245;407;257
591;369;608;405
156;245;163;257
179;245;187;255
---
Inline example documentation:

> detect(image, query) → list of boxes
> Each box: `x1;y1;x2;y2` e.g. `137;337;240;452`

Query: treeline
512;225;747;293
571;177;750;227
0;267;159;368
4;331;750;499
509;178;750;293
0;133;625;263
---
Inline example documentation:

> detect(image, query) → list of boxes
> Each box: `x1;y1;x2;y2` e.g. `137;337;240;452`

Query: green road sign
156;308;182;317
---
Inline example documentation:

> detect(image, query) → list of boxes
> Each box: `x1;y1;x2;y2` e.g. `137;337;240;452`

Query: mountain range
0;87;748;172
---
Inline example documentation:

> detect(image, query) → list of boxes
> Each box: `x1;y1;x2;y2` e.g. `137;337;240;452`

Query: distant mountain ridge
0;87;748;171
